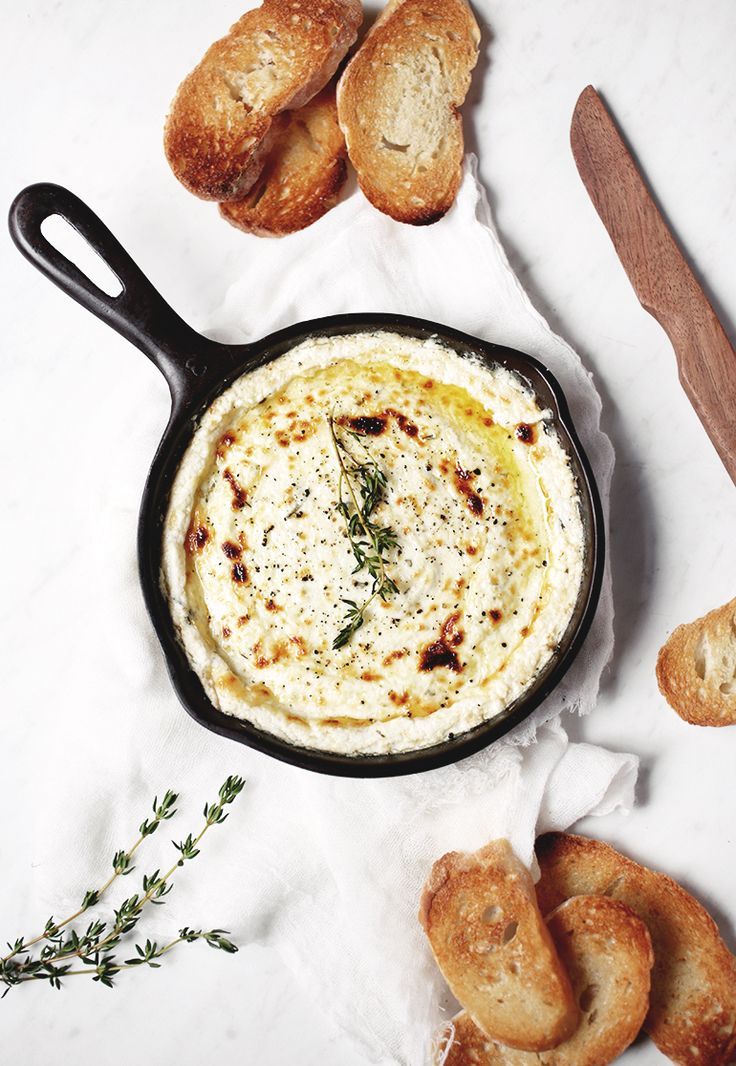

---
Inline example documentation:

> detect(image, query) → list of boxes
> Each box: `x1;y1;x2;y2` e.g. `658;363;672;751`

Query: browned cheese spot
386;408;419;438
232;562;248;584
383;648;408;666
253;639;288;669
223;468;248;510
454;464;484;516
389;690;409;706
289;636;307;657
419;612;465;673
275;420;316;448
515;422;537;445
339;408;419;439
265;598;282;612
490;609;503;623
185;521;210;555
222;540;241;560
343;414;387;436
216;431;237;459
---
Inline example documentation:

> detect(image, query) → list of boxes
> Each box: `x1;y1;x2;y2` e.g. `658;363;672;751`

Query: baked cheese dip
162;331;585;755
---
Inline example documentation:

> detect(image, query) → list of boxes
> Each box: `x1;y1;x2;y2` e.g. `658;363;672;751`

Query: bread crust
419;840;578;1052
337;0;480;224
219;84;347;236
656;596;736;726
164;0;362;201
536;833;736;1066
441;895;653;1066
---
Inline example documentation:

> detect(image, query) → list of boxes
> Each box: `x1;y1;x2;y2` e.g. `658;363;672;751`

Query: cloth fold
31;158;633;1066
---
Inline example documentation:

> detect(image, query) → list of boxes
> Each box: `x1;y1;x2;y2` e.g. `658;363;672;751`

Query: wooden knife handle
662;274;736;485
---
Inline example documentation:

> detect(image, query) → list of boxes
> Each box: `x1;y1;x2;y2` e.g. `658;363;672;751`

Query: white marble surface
1;1;735;1063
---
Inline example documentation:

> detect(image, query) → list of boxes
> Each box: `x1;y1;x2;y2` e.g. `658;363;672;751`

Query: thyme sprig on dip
329;414;399;650
0;776;244;994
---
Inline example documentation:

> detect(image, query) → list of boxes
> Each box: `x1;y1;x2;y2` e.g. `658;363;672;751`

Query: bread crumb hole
502;921;518;944
694;633;708;680
482;905;502;923
509;961;520;975
588;1009;599;1025
719;680;736;695
579;984;599;1011
381;135;410;152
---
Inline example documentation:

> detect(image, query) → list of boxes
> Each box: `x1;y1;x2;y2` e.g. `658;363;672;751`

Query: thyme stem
1;777;243;993
328;415;399;649
1;789;179;966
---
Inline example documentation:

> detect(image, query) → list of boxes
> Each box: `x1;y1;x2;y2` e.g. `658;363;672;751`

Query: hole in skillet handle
7;182;233;411
40;214;123;298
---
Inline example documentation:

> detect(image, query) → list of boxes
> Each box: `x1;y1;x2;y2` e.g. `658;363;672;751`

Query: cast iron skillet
8;183;604;778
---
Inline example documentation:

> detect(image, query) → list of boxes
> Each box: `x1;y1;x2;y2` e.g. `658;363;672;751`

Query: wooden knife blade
571;85;736;485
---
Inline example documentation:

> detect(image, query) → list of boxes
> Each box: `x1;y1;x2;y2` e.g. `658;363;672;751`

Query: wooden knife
571;85;736;485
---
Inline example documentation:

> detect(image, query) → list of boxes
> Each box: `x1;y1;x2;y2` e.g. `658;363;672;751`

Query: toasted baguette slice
536;833;736;1066
420;840;578;1051
656;596;736;726
441;896;653;1066
164;0;362;201
219;84;347;236
337;0;480;224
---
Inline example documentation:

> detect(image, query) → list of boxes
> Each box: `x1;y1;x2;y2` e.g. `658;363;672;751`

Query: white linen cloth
29;158;634;1065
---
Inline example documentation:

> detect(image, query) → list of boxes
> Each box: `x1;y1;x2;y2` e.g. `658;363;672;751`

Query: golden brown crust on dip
441;895;653;1066
219;84;347;236
336;0;480;224
536;832;736;1066
656;596;736;726
419;839;578;1051
164;0;362;201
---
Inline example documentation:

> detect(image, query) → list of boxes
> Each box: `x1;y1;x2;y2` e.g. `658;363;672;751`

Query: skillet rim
138;311;605;777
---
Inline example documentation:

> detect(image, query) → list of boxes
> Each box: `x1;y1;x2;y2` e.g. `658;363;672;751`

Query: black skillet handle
8;183;225;408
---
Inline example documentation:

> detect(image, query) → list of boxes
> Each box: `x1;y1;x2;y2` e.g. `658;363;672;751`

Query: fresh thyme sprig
0;776;244;994
329;416;399;649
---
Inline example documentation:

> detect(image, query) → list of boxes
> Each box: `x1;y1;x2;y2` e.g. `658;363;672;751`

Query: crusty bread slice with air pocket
656;595;736;726
165;0;362;201
441;895;653;1066
419;839;578;1051
337;0;480;224
219;84;347;236
536;833;736;1066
